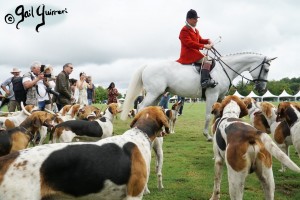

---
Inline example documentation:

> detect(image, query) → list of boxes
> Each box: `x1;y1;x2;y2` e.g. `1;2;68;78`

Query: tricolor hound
0;111;56;156
164;101;182;134
51;103;119;143
0;106;169;200
276;102;300;157
258;101;291;172
243;97;270;133
210;95;300;200
0;103;38;129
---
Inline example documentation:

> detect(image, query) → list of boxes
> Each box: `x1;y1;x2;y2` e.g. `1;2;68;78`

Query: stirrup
201;79;218;89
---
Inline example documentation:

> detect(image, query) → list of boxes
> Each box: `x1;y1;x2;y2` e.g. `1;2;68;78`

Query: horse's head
249;57;277;93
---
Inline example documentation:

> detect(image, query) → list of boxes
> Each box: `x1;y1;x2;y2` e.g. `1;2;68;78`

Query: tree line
228;77;300;96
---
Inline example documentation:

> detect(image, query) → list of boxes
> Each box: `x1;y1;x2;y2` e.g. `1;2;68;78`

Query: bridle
210;48;269;88
248;57;269;83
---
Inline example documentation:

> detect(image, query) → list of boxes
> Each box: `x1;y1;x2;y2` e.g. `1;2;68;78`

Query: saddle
193;59;216;73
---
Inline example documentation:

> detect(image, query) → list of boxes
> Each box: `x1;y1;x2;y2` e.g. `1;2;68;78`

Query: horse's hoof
203;132;213;142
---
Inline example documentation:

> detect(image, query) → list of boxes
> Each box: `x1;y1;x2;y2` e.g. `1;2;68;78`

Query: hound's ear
261;103;273;118
94;110;101;117
130;111;142;128
32;116;42;128
237;99;248;118
211;102;222;117
158;109;170;134
243;98;252;109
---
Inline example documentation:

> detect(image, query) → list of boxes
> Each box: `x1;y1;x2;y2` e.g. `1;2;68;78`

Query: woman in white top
37;65;55;110
76;72;88;105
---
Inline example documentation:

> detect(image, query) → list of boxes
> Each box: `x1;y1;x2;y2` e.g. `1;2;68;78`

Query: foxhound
210;95;300;200
276;102;300;157
0;106;169;200
52;103;120;143
243;97;270;133
164;101;182;134
128;108;137;118
0;103;38;129
0;111;56;156
77;105;102;120
258;101;291;172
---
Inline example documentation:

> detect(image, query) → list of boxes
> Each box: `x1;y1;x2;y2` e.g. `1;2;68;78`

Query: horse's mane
223;52;263;57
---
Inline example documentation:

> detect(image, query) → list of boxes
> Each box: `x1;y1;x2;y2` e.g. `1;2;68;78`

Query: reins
209;47;269;90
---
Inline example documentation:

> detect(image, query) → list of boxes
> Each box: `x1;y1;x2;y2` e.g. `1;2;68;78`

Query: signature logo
4;4;68;32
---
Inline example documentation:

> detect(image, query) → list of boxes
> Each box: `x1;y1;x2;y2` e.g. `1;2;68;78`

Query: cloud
0;0;299;95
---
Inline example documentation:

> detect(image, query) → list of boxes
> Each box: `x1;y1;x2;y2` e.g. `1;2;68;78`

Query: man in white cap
1;68;22;112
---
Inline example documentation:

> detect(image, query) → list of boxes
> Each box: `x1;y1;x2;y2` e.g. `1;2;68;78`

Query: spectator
23;61;44;106
36;65;55;111
107;82;119;104
1;68;22;111
55;63;74;111
69;78;79;104
158;92;170;109
86;76;95;105
177;96;185;116
76;72;88;105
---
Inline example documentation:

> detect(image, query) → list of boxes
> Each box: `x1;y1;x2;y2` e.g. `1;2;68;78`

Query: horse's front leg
203;113;213;142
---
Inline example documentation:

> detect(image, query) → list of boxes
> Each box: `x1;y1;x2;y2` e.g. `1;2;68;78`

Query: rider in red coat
177;9;217;89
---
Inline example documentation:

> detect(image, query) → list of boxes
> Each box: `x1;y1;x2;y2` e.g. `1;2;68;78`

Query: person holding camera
36;65;56;111
23;61;45;106
76;72;88;105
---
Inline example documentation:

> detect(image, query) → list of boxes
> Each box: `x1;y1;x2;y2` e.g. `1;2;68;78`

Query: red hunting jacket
177;25;209;64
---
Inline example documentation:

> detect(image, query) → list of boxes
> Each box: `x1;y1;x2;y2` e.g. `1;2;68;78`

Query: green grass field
2;102;300;200
108;102;300;200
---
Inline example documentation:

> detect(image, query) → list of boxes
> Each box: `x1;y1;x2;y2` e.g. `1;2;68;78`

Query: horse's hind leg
203;96;218;142
138;92;161;110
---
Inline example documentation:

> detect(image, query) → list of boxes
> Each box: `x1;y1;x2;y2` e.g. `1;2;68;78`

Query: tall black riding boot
201;69;218;89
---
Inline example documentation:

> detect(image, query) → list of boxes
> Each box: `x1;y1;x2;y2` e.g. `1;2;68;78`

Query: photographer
37;65;57;111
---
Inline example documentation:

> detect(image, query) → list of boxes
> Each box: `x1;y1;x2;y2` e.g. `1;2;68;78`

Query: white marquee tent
247;91;262;101
278;90;295;101
262;90;279;101
294;90;300;101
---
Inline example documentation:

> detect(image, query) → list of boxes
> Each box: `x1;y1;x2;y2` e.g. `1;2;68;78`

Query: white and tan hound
210;95;300;200
276;102;300;157
258;101;292;172
0;106;169;200
164;101;182;134
0;111;56;156
0;103;39;129
243;97;270;133
51;103;120;143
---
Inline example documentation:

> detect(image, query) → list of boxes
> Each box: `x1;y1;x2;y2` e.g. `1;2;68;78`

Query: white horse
121;52;276;141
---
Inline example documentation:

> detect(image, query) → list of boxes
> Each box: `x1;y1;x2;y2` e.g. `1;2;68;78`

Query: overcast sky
0;0;299;95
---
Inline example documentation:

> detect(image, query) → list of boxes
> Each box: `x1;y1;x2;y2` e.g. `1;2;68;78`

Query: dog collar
20;126;34;140
134;127;152;145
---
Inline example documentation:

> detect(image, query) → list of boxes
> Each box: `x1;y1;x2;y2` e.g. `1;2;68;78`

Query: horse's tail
120;65;146;121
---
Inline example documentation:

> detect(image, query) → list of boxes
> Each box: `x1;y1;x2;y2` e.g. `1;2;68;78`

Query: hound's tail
120;65;146;121
260;132;300;172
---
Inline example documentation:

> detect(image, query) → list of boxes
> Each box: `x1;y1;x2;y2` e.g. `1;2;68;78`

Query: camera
44;73;51;78
40;65;52;78
46;87;60;97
